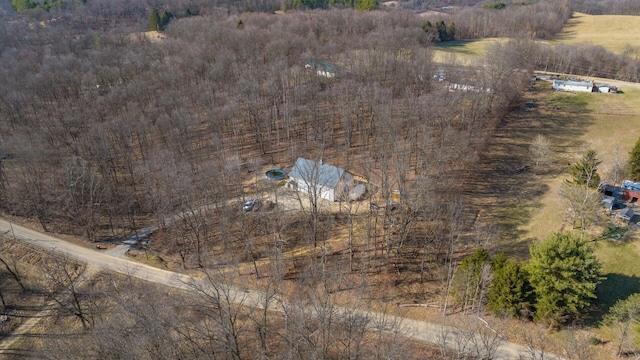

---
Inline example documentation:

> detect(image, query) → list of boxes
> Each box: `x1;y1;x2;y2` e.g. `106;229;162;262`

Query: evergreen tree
447;21;456;41
149;9;160;31
568;149;602;188
451;248;492;312
605;293;640;356
629;137;640;181
11;0;37;11
435;20;447;42
487;254;532;317
528;232;603;326
422;20;432;32
160;10;173;31
355;0;376;11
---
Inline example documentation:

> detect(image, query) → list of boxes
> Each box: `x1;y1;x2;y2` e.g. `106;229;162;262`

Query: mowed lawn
520;88;640;324
553;12;640;53
525;89;640;241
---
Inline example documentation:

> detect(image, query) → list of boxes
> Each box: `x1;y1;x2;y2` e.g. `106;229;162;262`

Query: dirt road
0;218;563;359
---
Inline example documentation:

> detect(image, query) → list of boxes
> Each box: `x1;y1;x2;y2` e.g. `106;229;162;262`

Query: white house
288;158;354;202
552;80;594;92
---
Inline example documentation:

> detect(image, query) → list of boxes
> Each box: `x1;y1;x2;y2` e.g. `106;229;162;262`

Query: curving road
0;218;564;359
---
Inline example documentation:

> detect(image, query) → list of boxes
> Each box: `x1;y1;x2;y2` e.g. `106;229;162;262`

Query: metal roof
289;158;345;189
553;80;593;88
620;207;635;220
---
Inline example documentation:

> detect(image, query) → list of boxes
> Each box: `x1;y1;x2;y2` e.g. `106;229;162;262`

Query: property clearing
432;38;503;65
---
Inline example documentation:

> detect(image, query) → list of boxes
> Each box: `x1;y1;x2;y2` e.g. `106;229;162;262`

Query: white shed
288;158;354;202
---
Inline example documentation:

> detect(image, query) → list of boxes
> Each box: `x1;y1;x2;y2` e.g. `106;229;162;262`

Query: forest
1;0;639;358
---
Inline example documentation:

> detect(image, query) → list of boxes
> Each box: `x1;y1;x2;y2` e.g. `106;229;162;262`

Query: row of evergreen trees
452;232;603;327
11;0;69;12
284;0;377;11
422;20;456;42
149;9;174;32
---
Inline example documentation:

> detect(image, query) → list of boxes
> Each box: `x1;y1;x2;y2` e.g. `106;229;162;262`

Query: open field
432;38;503;65
433;12;640;64
523;88;640;241
553;12;640;54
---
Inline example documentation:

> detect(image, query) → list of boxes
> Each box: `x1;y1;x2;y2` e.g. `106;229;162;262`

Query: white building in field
288;158;354;202
552;80;595;92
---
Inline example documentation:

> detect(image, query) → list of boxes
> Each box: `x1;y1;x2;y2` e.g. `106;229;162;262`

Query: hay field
553;12;640;53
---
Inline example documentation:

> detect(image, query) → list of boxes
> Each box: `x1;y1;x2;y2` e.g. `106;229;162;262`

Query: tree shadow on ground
465;87;594;257
588;273;640;324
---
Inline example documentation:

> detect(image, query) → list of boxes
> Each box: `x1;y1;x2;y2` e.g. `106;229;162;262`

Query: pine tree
487;254;532;318
451;248;492;312
605;293;640;356
149;9;160;32
355;0;376;11
447;21;456;41
629;138;640;181
568;149;601;188
160;10;173;31
528;232;603;326
11;0;37;11
436;20;447;42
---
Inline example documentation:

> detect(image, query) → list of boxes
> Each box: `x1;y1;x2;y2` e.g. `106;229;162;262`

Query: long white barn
552;80;594;92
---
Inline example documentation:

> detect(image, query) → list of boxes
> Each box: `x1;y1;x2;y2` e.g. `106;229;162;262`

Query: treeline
2;0;283;33
572;0;640;15
283;0;378;10
533;42;640;82
451;0;573;39
417;1;573;41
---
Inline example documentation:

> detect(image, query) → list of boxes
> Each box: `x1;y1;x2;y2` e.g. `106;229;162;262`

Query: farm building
622;180;640;202
288;158;354;202
548;79;617;93
601;181;640;203
602;196;617;211
552;80;595;92
620;207;635;221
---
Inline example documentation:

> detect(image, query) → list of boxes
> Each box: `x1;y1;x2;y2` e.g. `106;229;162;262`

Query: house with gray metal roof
288;158;354;202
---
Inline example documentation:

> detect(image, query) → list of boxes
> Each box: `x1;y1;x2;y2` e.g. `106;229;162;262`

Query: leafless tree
42;252;97;330
530;135;552;169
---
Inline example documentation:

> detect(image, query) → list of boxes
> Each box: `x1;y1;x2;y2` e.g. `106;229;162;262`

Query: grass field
553;12;640;54
432;38;503;65
432;12;640;63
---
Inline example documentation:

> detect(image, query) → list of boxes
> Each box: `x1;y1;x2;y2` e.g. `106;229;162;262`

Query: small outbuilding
602;196;617;211
620;207;635;221
288;158;354;202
